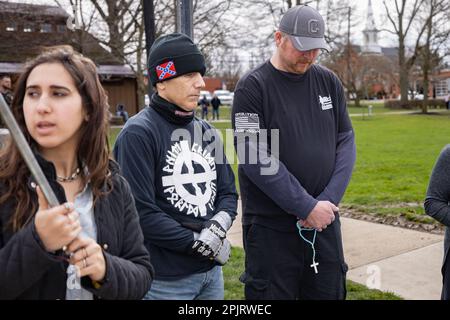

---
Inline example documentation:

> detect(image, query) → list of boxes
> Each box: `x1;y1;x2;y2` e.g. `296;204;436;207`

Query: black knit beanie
148;33;206;86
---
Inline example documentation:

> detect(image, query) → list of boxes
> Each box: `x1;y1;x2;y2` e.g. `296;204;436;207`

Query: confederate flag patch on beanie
156;61;177;81
148;33;206;86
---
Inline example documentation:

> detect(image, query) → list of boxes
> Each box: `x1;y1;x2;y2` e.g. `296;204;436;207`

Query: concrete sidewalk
227;202;445;300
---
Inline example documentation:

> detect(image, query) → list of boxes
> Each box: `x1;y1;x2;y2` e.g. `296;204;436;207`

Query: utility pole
144;0;193;97
175;0;181;32
143;0;156;96
175;0;193;39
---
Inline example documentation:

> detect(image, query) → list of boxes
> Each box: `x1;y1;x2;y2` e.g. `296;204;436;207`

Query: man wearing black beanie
113;33;238;300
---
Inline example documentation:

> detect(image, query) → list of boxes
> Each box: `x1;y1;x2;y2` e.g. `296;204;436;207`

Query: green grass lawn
223;247;402;300
205;102;388;118
343;113;450;220
109;127;121;149
206;101;392;118
200;100;440;119
193;105;232;121
347;101;387;115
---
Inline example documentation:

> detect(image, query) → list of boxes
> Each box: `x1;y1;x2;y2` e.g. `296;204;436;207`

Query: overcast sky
5;0;447;71
6;0;400;47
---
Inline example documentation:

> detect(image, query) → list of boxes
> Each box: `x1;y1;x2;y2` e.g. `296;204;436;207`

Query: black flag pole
143;0;156;97
143;0;193;96
179;0;193;39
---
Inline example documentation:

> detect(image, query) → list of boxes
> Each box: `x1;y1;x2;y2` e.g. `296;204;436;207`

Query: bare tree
324;49;396;107
87;0;142;63
212;50;242;91
54;0;98;54
286;0;319;8
53;0;143;64
53;0;238;103
417;0;450;113
382;0;446;108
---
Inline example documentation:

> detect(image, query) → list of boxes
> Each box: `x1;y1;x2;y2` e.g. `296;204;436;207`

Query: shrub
384;99;445;109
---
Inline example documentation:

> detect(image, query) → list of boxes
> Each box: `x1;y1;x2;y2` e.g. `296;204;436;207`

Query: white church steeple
362;0;382;54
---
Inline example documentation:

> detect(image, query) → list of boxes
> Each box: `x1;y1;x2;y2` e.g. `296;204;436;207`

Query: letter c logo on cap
308;19;319;34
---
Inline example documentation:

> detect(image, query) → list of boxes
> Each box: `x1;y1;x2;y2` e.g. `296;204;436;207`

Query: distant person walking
211;94;221;121
199;95;209;120
116;104;129;123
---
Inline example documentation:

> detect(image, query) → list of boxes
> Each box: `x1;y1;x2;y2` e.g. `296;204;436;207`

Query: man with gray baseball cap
232;5;356;300
279;5;330;52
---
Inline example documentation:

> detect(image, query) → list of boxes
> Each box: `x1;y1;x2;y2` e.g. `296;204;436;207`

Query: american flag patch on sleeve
234;113;260;133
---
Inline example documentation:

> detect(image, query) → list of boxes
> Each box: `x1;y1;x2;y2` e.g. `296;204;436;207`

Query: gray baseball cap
279;5;330;52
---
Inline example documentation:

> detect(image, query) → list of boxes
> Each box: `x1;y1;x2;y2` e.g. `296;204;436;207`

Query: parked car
397;91;423;100
198;90;212;102
213;89;233;105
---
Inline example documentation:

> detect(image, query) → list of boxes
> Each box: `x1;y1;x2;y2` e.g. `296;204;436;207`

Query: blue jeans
143;266;224;300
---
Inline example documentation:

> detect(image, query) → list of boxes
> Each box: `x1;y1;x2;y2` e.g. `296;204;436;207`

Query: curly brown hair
0;46;113;231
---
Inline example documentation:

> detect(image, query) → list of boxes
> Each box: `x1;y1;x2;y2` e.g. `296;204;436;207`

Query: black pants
241;215;348;300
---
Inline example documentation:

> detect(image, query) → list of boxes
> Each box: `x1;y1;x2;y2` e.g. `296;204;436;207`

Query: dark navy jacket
114;106;237;280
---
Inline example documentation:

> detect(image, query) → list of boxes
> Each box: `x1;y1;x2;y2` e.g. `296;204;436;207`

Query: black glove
191;211;232;259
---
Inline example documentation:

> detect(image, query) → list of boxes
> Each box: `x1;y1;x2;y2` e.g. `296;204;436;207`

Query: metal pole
143;0;156;96
180;0;193;39
175;0;181;33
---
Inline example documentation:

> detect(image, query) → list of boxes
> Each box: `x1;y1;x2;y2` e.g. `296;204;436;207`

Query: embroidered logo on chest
319;95;333;110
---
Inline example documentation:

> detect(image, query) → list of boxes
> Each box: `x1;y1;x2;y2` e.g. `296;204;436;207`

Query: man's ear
156;82;165;92
274;31;283;47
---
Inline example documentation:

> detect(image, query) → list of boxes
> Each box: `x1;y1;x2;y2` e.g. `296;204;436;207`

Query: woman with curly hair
0;46;153;300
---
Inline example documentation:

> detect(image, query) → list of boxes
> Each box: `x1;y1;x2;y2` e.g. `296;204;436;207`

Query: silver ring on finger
83;258;87;268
